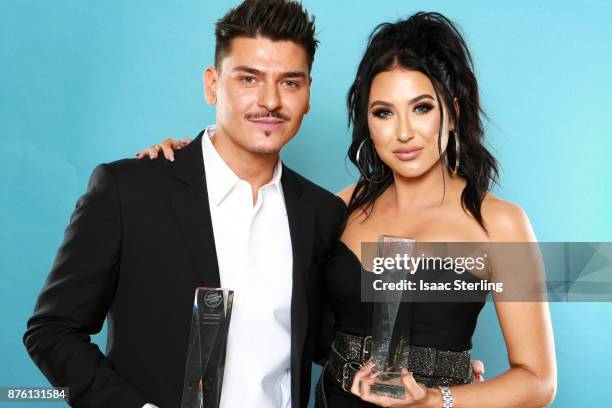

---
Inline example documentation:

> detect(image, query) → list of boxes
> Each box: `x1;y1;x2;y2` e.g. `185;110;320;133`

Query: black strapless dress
315;241;487;407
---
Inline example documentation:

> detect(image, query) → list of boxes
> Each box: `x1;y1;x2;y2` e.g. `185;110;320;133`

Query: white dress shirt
145;125;293;408
206;125;293;407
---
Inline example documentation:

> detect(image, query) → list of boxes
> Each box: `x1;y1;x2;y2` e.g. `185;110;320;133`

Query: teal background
1;0;611;407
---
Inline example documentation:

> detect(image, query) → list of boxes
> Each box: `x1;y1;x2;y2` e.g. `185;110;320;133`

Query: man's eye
241;76;256;84
373;109;393;119
413;103;434;114
284;80;299;88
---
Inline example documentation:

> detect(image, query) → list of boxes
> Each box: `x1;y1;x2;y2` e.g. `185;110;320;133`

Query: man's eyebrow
280;71;308;80
231;66;308;80
232;66;262;75
369;94;435;108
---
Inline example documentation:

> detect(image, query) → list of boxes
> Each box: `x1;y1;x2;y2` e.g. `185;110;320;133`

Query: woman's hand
350;364;441;407
135;137;192;161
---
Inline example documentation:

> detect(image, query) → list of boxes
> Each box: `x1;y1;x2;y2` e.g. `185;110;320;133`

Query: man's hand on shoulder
135;137;192;162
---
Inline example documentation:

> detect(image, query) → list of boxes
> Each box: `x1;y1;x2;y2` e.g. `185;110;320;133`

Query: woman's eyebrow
369;94;435;108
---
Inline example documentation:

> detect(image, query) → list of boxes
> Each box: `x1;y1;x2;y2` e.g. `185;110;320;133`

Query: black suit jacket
24;131;346;408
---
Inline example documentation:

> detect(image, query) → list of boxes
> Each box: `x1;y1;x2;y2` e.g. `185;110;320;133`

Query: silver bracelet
438;386;453;408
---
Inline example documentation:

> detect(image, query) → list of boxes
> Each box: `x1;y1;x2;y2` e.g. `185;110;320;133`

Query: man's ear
204;66;218;105
305;75;313;114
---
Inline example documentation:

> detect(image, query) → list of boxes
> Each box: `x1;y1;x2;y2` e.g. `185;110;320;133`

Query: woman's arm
449;202;557;407
447;301;556;407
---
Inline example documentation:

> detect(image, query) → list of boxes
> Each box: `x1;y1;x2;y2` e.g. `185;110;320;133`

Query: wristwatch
438;386;453;408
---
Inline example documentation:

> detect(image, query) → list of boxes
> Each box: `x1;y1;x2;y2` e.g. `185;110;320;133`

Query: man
24;1;345;407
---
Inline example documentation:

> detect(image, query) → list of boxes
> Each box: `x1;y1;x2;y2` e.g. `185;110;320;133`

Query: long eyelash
414;103;434;114
372;109;392;118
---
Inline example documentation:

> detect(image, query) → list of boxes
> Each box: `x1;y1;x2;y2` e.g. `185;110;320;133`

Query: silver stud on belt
341;361;363;392
361;335;372;362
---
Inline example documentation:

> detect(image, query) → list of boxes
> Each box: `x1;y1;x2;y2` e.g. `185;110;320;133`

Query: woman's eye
373;109;393;119
413;103;434;114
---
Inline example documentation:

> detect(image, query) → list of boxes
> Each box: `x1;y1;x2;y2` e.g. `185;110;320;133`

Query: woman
140;12;556;408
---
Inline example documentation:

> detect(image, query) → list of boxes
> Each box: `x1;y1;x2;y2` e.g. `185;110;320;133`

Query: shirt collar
201;124;284;207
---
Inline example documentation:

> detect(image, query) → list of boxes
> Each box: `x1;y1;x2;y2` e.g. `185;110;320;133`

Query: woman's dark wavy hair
346;12;498;230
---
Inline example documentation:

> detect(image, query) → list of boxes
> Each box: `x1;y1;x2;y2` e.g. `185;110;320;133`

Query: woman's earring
452;130;460;176
355;139;368;169
355;138;389;183
445;130;461;176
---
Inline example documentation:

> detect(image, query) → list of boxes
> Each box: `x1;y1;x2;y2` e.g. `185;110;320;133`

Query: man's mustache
245;111;290;121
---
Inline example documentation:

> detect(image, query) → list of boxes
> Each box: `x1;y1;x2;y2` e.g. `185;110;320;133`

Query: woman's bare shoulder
336;183;357;206
481;193;537;242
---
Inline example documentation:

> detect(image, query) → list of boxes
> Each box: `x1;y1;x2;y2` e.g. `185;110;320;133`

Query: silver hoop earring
452;130;460;176
445;130;461;176
355;138;367;166
355;138;389;184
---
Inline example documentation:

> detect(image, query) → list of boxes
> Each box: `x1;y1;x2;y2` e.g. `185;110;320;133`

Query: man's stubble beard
248;143;281;155
247;129;291;155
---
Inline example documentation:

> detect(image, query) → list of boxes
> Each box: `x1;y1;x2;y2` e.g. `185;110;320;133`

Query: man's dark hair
215;0;318;70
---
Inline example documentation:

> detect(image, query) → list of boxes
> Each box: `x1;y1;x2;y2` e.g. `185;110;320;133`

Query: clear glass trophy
370;235;415;399
181;288;233;408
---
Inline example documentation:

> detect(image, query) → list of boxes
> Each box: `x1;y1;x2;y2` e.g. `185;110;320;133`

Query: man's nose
257;82;281;112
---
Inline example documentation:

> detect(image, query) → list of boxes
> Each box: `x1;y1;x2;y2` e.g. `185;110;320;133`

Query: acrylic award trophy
369;235;415;399
180;287;233;408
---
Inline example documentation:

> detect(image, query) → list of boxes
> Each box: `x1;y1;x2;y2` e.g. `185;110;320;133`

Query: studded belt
325;331;475;392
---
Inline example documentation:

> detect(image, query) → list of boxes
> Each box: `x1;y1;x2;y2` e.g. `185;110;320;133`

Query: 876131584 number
0;387;68;402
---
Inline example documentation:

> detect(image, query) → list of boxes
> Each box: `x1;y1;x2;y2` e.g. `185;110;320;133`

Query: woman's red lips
393;146;424;153
392;146;424;160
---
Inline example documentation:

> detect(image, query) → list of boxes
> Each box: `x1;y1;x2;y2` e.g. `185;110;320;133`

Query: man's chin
248;135;288;155
249;144;282;155
240;127;294;155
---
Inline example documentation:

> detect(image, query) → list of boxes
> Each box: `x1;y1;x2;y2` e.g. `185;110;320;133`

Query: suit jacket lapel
282;165;315;408
170;131;221;287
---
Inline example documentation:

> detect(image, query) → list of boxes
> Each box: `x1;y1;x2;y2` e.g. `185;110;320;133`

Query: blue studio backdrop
1;1;611;407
